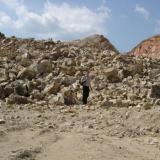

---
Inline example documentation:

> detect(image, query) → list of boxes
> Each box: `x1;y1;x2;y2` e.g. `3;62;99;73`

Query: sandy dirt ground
0;104;160;160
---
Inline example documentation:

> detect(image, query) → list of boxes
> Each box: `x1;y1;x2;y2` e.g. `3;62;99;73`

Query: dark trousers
82;86;89;104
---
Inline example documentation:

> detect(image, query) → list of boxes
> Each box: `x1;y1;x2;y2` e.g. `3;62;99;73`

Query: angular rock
30;89;44;100
105;68;121;83
43;82;61;95
4;85;14;97
14;82;29;97
150;84;160;98
143;102;152;110
0;119;5;124
17;67;36;80
27;80;43;92
6;94;29;104
48;93;64;105
63;88;78;105
100;99;113;108
123;64;143;77
0;86;5;99
20;58;32;67
37;60;52;74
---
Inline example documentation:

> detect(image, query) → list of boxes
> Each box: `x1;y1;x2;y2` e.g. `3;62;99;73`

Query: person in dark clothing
81;71;92;104
82;86;89;104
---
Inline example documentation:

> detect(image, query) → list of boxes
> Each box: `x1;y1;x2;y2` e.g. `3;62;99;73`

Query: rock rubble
0;32;160;109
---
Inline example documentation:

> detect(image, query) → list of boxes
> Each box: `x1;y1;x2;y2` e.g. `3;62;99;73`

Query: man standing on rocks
81;71;92;104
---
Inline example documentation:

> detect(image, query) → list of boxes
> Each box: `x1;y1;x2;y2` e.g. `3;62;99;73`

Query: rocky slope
1;32;160;160
131;35;160;59
0;32;160;107
0;32;119;104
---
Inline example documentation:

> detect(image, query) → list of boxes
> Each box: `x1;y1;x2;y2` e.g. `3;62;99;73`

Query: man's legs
83;86;89;104
82;86;86;104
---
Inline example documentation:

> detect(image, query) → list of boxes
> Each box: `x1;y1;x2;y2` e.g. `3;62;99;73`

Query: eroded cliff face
131;35;160;59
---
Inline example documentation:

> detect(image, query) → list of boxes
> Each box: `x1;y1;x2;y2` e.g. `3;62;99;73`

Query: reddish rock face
131;35;160;59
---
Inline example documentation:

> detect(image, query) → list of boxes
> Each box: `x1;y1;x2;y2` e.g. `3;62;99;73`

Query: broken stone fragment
150;84;160;98
30;89;44;100
0;85;5;99
4;85;14;97
0;119;5;124
13;82;29;97
61;87;78;105
17;67;36;80
104;68;121;83
6;94;29;104
143;102;153;110
48;93;64;105
43;82;61;95
37;60;52;74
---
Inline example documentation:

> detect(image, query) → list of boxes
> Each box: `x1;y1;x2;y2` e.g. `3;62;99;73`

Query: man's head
83;68;91;76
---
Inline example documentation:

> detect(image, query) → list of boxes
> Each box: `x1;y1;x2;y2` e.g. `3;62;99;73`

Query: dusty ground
0;103;160;160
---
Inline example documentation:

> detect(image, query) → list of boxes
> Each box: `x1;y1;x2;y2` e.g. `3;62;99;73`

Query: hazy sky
0;0;159;52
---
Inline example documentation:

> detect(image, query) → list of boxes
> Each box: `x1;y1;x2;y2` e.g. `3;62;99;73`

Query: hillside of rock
1;32;160;160
0;33;120;104
131;35;160;59
0;32;160;107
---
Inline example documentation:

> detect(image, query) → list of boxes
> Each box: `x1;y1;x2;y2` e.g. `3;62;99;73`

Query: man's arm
89;81;92;91
81;76;87;82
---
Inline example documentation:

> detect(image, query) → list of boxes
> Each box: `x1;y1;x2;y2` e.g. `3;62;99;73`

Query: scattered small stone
37;114;42;118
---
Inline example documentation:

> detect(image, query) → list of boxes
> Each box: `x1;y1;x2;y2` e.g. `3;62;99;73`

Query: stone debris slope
0;32;160;108
1;32;160;160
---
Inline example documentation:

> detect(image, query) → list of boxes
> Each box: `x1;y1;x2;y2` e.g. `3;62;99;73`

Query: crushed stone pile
1;33;160;160
0;32;160;109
